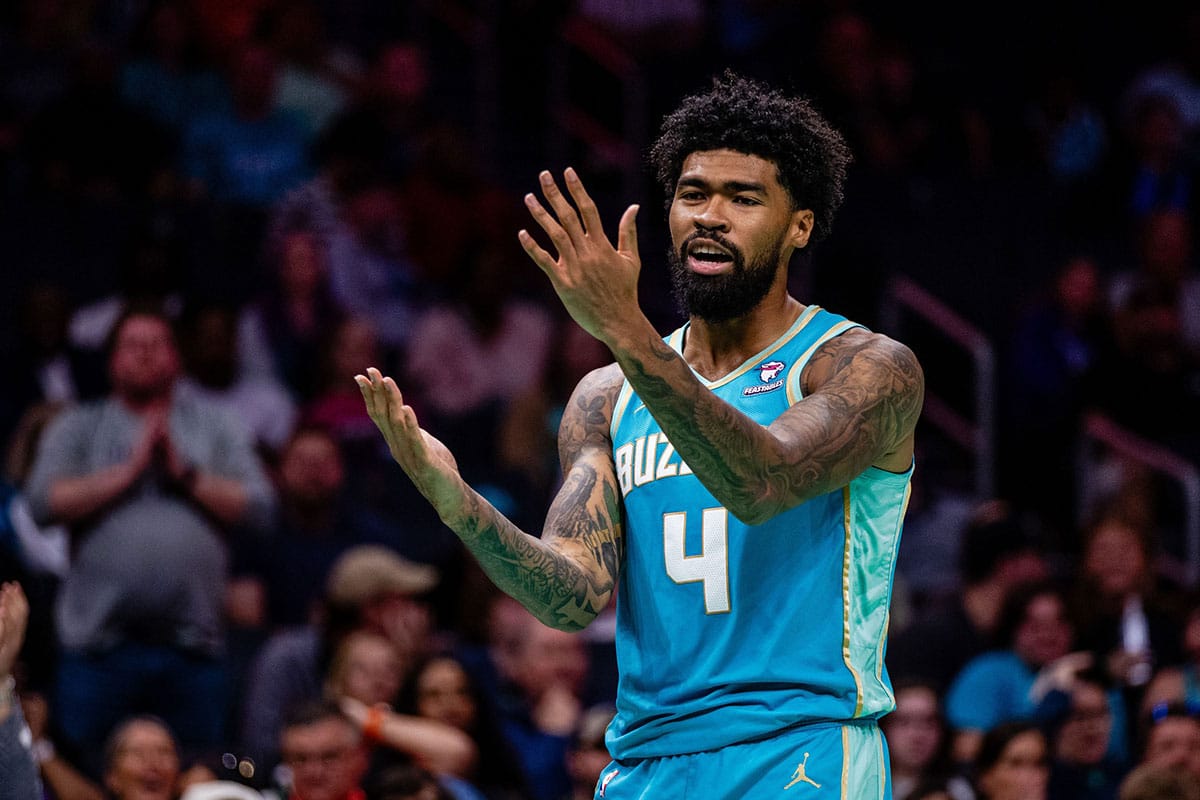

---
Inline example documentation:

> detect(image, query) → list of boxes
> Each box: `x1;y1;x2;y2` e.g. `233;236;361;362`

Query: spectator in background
0;581;41;800
0;400;69;695
1024;62;1108;189
881;680;972;800
24;306;276;774
118;0;226;134
102;716;181;800
497;318;613;515
889;500;1050;693
259;0;354;141
564;704;615;800
181;41;308;208
1142;593;1200;715
235;426;417;629
177;300;297;457
945;579;1078;762
364;765;459;800
1045;670;1128;800
22;40;173;200
0;0;74;130
405;241;554;530
279;700;369;800
1095;272;1200;459
325;633;477;783
239;545;437;773
323;171;419;350
301;317;450;560
239;224;343;403
2;281;104;442
397;123;523;292
488;606;588;800
1071;511;1182;721
397;653;531;800
303;316;388;446
326;631;405;708
1136;703;1200;782
331;42;432;181
1118;764;1200;800
68;227;189;356
20;682;105;800
1121;10;1200;148
1109;208;1200;357
1002;254;1110;535
972;721;1050;800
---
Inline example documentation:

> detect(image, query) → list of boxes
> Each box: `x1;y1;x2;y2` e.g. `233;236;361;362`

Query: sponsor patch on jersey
744;379;784;396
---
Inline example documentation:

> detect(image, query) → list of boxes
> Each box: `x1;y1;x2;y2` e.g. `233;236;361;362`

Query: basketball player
357;71;923;798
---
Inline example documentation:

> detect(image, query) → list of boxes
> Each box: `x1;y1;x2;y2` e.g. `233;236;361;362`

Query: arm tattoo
448;367;625;631
616;329;923;524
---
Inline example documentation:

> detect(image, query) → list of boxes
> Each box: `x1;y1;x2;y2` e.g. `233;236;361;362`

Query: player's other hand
354;368;461;514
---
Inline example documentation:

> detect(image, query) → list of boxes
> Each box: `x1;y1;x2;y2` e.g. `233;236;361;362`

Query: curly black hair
648;70;852;243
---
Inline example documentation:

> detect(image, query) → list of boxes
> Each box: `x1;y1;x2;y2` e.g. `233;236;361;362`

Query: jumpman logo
599;768;619;796
784;752;821;790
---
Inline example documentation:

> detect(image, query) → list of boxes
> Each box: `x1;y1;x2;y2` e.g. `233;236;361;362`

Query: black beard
668;229;786;322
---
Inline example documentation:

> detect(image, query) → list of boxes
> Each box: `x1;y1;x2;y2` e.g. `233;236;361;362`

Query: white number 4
663;507;730;614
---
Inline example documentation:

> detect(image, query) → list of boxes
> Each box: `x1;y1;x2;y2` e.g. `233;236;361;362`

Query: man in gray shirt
25;306;275;774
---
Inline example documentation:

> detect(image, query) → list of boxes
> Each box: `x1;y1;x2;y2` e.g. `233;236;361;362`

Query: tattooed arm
611;327;923;525
516;168;922;525
355;366;624;631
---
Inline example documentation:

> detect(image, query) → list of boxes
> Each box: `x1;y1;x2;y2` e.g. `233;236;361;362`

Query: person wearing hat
240;546;438;777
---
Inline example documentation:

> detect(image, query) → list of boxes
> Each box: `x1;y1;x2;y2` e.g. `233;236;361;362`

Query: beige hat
325;545;438;607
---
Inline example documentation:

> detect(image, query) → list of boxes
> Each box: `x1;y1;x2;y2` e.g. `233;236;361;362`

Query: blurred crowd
1;1;1200;799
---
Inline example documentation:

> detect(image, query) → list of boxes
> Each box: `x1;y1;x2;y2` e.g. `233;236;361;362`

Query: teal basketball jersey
606;305;913;760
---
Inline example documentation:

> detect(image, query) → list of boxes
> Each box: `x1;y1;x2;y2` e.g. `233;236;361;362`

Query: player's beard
668;229;786;322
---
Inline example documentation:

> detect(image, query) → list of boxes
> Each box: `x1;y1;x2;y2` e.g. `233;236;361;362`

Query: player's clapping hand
519;167;642;345
354;368;461;515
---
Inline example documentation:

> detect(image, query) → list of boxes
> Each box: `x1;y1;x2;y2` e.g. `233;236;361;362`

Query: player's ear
788;209;815;250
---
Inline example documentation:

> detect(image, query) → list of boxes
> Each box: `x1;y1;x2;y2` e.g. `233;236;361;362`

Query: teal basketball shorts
595;721;890;800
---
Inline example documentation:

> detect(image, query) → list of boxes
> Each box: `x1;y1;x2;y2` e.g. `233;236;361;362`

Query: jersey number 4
663;507;730;614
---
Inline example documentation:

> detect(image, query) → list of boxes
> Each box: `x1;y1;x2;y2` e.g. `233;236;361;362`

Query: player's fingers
563;167;604;241
356;372;383;420
354;374;376;411
537;170;586;244
617;204;640;262
369;368;401;428
524;193;574;262
381;376;412;431
518;229;562;280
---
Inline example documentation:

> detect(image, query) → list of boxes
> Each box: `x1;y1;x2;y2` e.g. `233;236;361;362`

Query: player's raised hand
354;368;461;515
519;167;642;345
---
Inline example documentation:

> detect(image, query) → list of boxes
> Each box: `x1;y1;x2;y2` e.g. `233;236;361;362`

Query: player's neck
683;291;805;381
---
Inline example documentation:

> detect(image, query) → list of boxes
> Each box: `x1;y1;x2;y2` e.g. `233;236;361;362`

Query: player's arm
519;168;922;526
355;367;623;631
614;326;923;524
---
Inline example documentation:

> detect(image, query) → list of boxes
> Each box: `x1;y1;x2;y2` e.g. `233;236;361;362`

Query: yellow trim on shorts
841;726;850;800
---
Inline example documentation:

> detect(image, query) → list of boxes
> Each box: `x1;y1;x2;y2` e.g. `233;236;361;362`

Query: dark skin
357;150;923;630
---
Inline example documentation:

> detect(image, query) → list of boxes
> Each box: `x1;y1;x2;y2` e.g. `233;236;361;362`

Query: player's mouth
685;239;736;275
